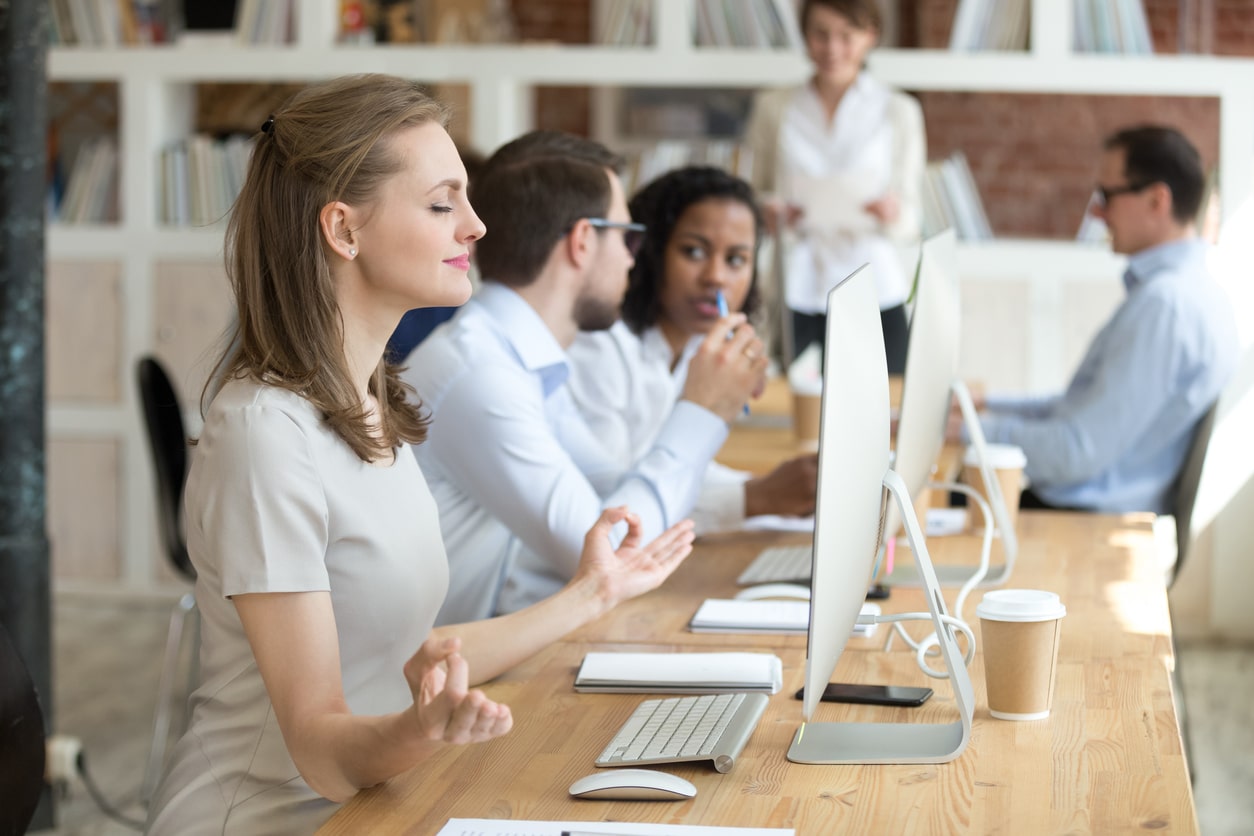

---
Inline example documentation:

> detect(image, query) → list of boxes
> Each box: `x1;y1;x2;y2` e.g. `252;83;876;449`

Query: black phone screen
794;683;933;707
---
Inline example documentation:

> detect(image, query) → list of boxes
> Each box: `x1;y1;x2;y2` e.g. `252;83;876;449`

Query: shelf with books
40;0;1254;593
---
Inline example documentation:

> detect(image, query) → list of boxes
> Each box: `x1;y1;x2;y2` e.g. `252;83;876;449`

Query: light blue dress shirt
980;238;1238;514
402;283;728;624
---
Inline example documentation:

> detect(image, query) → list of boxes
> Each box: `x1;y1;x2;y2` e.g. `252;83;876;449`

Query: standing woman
568;166;817;534
146;74;694;834
744;0;926;372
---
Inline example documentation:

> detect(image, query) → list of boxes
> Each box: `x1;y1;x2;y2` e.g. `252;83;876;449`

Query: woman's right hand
681;314;768;423
402;636;513;745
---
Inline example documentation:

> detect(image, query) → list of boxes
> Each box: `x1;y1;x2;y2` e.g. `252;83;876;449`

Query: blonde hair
210;74;449;462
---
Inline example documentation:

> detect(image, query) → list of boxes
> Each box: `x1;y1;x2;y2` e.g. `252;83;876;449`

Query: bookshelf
45;0;1254;593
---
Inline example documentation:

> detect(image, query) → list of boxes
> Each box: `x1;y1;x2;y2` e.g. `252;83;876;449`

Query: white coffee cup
976;588;1066;721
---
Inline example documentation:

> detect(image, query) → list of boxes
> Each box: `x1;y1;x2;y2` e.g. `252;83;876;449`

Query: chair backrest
0;619;46;835
1171;401;1218;586
1171;343;1254;587
136;356;195;581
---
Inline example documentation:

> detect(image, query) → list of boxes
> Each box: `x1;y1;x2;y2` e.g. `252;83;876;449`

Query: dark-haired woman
568;166;817;533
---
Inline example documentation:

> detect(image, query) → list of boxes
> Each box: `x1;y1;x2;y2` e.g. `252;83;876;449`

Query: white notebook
574;651;783;694
689;599;880;637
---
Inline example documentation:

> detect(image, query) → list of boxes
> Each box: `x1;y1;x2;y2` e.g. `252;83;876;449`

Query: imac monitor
788;262;975;765
797;264;891;723
883;228;1019;584
883;228;961;545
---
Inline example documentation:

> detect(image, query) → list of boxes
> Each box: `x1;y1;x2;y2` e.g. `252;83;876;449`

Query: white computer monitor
883;229;1019;587
795;264;891;724
884;229;962;545
787;263;974;765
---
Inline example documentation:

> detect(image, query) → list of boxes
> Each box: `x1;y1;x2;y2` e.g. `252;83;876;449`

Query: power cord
75;749;145;830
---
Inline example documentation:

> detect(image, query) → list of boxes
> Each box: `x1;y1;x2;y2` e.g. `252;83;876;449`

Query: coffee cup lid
976;588;1066;622
963;443;1027;469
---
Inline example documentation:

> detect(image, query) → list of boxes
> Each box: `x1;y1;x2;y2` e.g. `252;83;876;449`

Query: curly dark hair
621;166;764;335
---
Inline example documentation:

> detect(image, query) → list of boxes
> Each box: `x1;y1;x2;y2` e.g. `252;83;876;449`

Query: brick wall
519;0;1245;239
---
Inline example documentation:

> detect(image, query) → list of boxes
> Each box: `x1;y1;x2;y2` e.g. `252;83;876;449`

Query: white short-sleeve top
146;378;448;835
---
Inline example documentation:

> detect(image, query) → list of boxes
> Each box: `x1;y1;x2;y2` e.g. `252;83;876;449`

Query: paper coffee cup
976;589;1066;721
792;391;822;448
962;443;1026;534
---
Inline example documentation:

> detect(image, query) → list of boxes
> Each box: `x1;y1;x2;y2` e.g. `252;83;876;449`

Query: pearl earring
348;248;357;257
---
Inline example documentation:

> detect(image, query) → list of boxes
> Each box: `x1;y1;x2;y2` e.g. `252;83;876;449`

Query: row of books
48;0;170;46
621;140;755;195
236;0;295;45
921;152;994;242
50;137;118;224
694;0;802;49
159;135;254;227
595;0;652;46
1073;0;1154;54
949;0;1030;51
596;0;801;48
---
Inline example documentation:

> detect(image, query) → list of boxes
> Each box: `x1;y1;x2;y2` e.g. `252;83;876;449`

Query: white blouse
744;73;927;313
146;379;448;834
566;322;750;534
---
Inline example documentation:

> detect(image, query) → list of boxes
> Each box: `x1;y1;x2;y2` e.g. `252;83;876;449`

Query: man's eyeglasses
1094;181;1154;208
585;218;646;257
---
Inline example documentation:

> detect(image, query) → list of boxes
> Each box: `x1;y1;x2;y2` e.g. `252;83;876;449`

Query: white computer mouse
734;583;811;602
568;768;697;801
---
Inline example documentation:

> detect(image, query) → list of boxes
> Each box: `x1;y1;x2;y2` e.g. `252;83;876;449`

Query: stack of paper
689;600;880;637
574;651;783;694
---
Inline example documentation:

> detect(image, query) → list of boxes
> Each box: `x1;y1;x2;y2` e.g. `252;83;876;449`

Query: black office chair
135;356;198;801
0;618;46;836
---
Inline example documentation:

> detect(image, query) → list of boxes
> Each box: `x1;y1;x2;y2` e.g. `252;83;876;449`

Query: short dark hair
484;129;623;174
800;0;882;33
472;154;615;287
472;130;625;286
621;166;764;334
1104;125;1204;224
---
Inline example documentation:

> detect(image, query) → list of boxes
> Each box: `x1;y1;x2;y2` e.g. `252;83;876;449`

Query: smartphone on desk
794;683;933;707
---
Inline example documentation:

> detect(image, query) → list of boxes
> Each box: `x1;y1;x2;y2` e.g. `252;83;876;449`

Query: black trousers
792;303;909;375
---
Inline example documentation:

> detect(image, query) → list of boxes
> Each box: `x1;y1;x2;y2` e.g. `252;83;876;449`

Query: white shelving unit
45;0;1254;593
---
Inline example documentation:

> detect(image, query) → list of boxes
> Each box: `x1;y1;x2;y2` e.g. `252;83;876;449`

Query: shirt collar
1123;237;1205;292
475;282;569;395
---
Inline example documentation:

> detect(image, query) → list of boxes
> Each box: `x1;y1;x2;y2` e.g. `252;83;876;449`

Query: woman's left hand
572;507;695;608
864;193;900;225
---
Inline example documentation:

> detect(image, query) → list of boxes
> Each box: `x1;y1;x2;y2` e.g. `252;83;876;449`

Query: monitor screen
883;229;961;544
800;264;891;721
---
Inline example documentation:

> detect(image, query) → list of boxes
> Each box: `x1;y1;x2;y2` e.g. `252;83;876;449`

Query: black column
0;0;54;829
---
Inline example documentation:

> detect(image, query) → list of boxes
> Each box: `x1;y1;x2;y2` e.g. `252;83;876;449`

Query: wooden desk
322;512;1197;835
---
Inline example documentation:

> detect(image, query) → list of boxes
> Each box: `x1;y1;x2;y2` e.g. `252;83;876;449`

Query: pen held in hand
717;289;752;418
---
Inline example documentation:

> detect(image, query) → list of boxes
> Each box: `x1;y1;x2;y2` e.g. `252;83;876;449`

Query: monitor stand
787;469;975;765
882;379;1019;589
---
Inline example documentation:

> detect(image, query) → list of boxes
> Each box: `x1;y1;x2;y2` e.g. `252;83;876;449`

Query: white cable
881;480;994;672
874;612;976;679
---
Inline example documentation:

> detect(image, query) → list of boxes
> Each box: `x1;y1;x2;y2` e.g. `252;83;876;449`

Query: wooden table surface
321;511;1197;835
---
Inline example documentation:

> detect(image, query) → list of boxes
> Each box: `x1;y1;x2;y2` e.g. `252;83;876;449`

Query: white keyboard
594;693;768;774
736;544;813;585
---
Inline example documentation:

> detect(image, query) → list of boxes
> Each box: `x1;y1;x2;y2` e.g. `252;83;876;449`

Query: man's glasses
1094;181;1153;208
585;218;646;257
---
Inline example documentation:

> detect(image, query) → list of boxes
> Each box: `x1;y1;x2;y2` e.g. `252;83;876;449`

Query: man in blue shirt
403;132;768;623
972;125;1238;514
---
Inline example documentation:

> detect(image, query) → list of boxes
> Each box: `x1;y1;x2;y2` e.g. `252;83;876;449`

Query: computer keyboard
736;544;813;585
594;692;768;774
